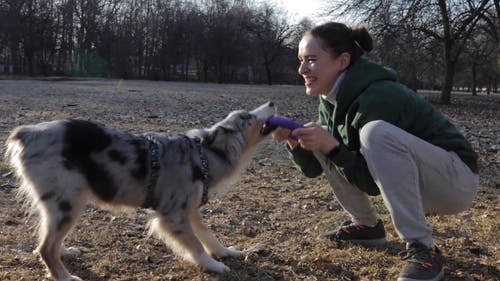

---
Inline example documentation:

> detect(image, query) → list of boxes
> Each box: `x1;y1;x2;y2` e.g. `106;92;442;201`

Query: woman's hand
272;127;299;149
292;122;339;154
272;127;291;142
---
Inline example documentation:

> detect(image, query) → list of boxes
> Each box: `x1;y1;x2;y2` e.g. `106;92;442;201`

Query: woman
273;22;479;281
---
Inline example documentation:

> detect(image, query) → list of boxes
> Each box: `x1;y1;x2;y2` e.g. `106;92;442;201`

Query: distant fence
0;64;13;74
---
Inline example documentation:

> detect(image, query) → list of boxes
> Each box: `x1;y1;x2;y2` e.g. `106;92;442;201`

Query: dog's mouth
250;102;277;136
260;117;277;136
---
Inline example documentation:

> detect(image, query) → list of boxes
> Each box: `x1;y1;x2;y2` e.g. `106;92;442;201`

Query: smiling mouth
304;77;316;86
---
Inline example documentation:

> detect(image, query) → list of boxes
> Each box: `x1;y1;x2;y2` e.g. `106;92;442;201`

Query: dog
5;101;277;281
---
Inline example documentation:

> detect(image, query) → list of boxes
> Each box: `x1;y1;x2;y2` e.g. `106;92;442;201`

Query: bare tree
459;26;496;95
248;2;293;85
0;0;298;83
195;0;250;83
0;2;6;67
323;0;494;104
2;0;27;74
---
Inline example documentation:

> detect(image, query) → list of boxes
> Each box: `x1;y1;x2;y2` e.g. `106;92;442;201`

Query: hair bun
352;26;373;52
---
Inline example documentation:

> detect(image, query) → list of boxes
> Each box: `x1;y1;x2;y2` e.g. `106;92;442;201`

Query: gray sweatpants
314;120;479;248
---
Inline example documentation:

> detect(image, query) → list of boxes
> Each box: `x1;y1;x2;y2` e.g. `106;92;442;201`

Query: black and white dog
5;102;277;281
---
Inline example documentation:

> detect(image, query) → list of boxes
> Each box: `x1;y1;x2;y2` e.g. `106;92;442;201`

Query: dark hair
307;22;373;64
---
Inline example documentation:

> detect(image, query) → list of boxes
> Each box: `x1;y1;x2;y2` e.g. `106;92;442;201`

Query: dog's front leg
189;209;244;258
151;214;231;273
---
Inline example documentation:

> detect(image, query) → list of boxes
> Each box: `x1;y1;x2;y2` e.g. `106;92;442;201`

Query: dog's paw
225;246;244;258
209;260;231;273
196;252;231;273
61;246;82;257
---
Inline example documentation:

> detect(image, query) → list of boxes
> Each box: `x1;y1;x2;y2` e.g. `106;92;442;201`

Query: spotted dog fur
5;102;276;281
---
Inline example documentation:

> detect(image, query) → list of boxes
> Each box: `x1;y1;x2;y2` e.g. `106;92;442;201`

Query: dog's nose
268;101;274;107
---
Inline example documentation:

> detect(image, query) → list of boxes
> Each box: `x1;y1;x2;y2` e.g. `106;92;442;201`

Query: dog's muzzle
250;102;277;136
260;119;278;136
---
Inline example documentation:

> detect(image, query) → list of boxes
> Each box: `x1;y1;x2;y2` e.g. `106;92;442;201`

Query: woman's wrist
326;144;341;158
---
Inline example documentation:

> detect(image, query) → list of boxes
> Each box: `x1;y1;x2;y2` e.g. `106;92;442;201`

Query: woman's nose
298;62;308;75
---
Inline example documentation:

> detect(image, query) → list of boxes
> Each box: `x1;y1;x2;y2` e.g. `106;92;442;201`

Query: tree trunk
202;59;208;83
26;51;34;76
217;56;224;83
264;58;273;85
471;62;477;96
441;66;453;104
9;42;20;74
441;41;455;104
438;0;453;104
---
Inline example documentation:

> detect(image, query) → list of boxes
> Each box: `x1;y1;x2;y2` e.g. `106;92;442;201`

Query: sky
271;0;329;24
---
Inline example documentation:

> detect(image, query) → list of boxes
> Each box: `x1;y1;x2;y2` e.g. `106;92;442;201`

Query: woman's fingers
292;123;338;153
272;127;292;141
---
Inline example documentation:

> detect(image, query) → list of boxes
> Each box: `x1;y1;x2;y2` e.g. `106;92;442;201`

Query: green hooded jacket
289;57;478;196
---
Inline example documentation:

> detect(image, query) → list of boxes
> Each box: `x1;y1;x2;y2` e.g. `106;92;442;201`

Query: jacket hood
333;58;397;121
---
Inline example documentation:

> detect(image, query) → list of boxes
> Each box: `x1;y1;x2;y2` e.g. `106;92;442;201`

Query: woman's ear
338;52;351;71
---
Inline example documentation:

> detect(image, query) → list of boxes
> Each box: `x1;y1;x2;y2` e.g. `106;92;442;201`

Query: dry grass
0;79;498;281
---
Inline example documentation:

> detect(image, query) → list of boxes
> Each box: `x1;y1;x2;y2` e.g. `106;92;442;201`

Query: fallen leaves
0;80;498;280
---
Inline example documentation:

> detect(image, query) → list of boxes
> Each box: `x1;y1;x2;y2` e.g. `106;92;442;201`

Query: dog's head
187;102;276;155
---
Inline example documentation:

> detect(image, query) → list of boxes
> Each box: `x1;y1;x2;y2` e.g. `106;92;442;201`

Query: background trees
0;0;498;101
0;0;297;84
324;0;498;103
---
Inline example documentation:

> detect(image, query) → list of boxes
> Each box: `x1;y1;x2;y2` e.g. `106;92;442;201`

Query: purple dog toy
266;116;303;131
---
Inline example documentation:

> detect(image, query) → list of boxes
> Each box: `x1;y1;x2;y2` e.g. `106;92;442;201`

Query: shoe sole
397;269;444;281
344;237;387;247
321;235;387;247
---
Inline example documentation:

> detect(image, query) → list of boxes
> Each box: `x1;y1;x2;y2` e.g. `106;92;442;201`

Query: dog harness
193;137;210;206
143;134;161;209
142;135;210;209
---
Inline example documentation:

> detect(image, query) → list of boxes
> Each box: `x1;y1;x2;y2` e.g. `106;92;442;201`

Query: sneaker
397;242;444;281
321;219;387;246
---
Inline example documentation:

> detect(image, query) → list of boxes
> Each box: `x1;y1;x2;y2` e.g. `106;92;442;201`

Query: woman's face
298;35;347;96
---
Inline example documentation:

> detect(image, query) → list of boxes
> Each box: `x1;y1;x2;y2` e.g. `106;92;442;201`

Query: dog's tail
4;125;44;214
5;121;62;177
5;126;26;175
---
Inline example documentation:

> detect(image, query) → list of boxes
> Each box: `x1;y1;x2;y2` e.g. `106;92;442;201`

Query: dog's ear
186;128;217;146
218;123;238;132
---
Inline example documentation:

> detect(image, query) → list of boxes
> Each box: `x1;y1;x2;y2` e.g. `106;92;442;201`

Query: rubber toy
266;116;303;131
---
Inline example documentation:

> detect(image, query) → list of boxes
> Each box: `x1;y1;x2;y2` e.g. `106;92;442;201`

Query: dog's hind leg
151;212;231;273
35;192;87;281
189;209;243;258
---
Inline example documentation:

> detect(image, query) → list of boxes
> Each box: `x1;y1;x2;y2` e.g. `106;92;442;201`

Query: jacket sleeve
325;143;380;195
286;97;333;178
287;145;323;178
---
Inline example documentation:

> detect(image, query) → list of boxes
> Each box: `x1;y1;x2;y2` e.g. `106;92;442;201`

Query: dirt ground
0;79;498;281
